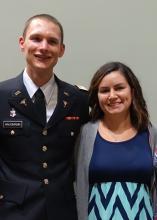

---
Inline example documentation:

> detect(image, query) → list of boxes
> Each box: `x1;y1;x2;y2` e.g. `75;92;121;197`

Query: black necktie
34;88;46;124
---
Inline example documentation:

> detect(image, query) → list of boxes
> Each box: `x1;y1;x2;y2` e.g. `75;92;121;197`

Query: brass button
42;146;47;152
70;131;75;136
42;129;47;136
0;194;4;200
43;162;48;168
43;178;49;185
10;130;15;135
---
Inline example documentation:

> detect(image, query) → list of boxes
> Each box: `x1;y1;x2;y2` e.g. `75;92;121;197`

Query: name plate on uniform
3;121;23;128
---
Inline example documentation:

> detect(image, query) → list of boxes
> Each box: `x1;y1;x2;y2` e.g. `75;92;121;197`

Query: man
0;14;89;220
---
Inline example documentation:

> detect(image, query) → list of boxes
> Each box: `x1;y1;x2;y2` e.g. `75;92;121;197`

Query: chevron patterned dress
88;131;153;220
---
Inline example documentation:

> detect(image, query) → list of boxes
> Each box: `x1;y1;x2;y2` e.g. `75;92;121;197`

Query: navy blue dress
88;130;153;220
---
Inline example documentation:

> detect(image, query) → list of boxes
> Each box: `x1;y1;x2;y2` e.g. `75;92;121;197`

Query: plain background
0;0;157;123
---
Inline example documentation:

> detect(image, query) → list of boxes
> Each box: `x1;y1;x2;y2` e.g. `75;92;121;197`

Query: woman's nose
108;90;117;99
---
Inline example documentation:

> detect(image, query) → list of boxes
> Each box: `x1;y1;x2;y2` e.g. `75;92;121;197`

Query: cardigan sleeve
149;124;157;219
75;121;99;220
75;125;89;220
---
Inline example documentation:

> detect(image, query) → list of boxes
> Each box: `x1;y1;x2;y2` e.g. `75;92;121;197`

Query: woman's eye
99;88;109;93
116;87;124;91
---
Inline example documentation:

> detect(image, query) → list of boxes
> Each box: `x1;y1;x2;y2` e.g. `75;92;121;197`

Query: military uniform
0;73;89;220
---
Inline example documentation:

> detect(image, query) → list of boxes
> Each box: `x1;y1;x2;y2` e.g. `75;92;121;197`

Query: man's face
19;18;65;75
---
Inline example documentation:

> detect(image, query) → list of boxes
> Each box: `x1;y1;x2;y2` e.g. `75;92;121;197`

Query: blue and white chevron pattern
88;182;153;220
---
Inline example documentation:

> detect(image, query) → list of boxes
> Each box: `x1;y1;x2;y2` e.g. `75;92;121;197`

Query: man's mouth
35;54;51;60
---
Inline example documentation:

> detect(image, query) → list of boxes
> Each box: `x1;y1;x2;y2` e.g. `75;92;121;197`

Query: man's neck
26;67;53;87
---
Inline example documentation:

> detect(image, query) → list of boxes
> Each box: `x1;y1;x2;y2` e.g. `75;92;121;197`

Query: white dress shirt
23;69;58;122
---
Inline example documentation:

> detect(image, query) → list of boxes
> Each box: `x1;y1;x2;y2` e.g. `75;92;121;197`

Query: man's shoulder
55;76;88;97
68;84;88;101
0;74;21;88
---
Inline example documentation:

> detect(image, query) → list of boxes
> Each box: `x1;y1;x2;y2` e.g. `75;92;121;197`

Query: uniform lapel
8;74;77;128
8;74;45;126
47;77;74;128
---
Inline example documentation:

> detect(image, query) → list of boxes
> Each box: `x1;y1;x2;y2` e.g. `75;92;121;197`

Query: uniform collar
23;69;56;104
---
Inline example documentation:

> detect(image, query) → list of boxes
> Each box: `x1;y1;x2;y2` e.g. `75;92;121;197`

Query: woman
75;62;157;220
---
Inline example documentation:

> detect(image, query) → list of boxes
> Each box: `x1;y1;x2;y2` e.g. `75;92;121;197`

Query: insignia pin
10;108;16;117
64;92;69;96
20;99;27;106
14;90;21;96
63;100;68;108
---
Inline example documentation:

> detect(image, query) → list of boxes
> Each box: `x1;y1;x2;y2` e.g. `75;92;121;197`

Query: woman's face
98;70;132;117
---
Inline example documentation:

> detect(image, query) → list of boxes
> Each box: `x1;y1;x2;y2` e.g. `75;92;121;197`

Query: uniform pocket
58;120;81;137
0;179;27;205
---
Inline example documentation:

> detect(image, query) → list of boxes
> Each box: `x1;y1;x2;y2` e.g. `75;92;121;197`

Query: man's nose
40;40;48;50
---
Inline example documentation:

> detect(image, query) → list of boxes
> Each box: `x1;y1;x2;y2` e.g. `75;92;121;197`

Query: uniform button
70;131;75;136
10;130;15;135
43;178;49;185
42;129;47;136
43;162;48;168
0;194;4;200
42;146;47;152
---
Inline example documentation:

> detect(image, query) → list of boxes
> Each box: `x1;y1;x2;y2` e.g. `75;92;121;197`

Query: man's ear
59;44;65;57
19;36;25;52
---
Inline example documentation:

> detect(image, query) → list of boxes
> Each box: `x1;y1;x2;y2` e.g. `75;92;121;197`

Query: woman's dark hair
89;61;149;131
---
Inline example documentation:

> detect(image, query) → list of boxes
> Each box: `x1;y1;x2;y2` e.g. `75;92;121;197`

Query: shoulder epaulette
74;85;88;92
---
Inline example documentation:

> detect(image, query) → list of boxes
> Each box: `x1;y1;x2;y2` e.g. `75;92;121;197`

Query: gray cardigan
75;120;157;220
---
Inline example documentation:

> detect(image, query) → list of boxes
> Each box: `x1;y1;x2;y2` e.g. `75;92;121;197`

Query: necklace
99;120;137;142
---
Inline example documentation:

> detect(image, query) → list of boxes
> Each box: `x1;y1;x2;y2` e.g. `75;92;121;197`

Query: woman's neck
102;113;132;133
99;114;137;142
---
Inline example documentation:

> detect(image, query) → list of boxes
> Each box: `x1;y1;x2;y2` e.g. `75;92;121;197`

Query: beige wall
0;0;157;123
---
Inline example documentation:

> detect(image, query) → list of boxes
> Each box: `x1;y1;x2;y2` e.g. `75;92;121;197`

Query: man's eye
49;39;58;45
31;37;41;42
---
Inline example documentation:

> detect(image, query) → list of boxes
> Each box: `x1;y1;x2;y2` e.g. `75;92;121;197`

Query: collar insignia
20;98;27;106
64;91;69;96
14;90;21;96
63;100;68;108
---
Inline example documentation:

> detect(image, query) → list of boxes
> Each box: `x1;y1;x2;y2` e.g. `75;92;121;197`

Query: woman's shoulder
148;123;157;137
81;120;99;132
148;123;157;153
